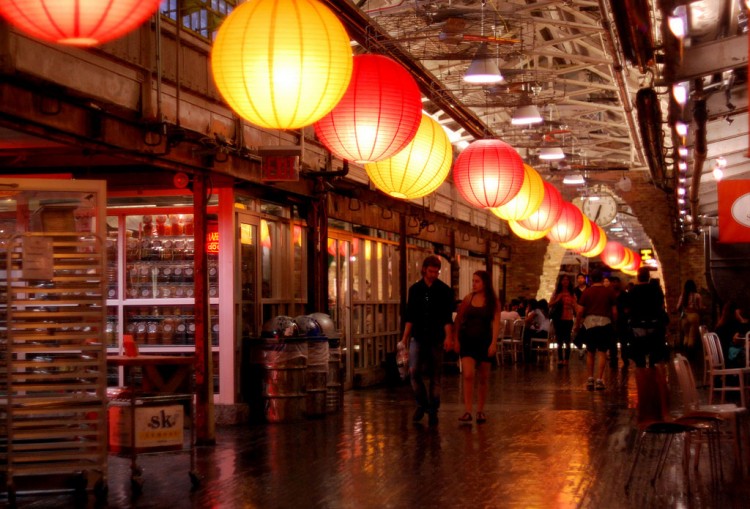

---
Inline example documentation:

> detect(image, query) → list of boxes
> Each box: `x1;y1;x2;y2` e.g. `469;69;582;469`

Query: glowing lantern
614;248;634;270
601;241;626;268
560;215;592;251
314;55;422;163
453;139;525;208
490;164;545;221
211;0;353;130
623;251;642;272
518;182;563;232
0;0;161;46
364;114;452;199
508;220;550;241
546;202;585;244
581;225;607;258
621;268;638;277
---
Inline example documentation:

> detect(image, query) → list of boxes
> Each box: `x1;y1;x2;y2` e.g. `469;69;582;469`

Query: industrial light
539;146;565;160
668;6;688;39
678;146;688;157
562;174;585;185
463;44;504;84
672;82;689;105
675;122;688;136
713;159;725;181
511;104;543;125
677;187;686;196
678;161;687;172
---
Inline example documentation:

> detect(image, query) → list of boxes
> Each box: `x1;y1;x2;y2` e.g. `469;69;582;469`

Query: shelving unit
1;232;108;504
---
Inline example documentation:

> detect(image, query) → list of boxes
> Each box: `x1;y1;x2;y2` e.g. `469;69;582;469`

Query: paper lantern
601;241;626;268
490;164;545;221
580;225;607;258
211;0;353;130
546;202;585;244
560;215;593;251
518;182;563;232
613;248;634;270
508;220;550;241
453;139;525;208
314;55;421;163
364;114;452;199
0;0;161;46
623;251;642;272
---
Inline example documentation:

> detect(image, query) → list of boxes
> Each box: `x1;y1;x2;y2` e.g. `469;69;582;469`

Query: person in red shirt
573;269;618;391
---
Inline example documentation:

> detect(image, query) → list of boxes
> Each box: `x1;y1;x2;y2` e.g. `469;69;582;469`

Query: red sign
206;222;219;254
718;180;750;243
262;155;299;181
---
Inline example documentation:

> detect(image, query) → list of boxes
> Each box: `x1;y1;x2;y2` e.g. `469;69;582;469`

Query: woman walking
549;275;577;366
454;270;500;424
676;279;702;357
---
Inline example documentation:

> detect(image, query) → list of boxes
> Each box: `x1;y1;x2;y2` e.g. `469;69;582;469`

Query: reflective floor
4;353;750;508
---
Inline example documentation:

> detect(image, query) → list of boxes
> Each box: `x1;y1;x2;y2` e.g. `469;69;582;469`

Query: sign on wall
718;180;750;243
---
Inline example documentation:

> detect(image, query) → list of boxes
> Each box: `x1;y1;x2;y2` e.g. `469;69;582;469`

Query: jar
209;286;218;298
175;320;187;343
184;215;194;235
160;266;172;283
155;215;168;236
208;264;218;281
135;321;147;343
146;322;160;344
186;321;196;344
162;318;175;345
142;215;154;236
184;267;194;282
107;286;117;299
173;266;183;282
140;286;152;299
174;285;186;298
138;265;150;284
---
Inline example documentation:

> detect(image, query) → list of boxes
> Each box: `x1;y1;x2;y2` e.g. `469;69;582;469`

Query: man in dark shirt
627;267;668;367
400;255;455;425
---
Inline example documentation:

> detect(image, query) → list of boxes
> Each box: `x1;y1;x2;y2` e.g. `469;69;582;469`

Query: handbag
550;300;563;321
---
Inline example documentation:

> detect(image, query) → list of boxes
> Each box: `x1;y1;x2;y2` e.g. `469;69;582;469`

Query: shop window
161;0;236;40
260;218;307;322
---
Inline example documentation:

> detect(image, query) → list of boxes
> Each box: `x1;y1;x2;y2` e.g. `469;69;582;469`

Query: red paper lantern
560;215;592;251
453;139;525;208
615;248;634;270
0;0;162;46
546;202;585;244
601;241;626;268
580;225;607;258
518;182;563;232
623;251;642;272
314;55;422;163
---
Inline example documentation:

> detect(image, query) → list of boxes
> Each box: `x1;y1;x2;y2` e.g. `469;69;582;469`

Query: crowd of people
400;255;738;426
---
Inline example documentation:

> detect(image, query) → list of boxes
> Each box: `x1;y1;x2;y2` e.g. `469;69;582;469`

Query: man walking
400;255;455;425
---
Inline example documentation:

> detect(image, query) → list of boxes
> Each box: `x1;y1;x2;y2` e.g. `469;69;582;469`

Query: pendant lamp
560;215;593;252
364;113;452;199
463;43;503;84
601;241;626;268
314;55;421;163
580;225;607;258
546;202;585;244
453;139;525;209
490;164;545;221
518;182;563;232
508;220;550;241
211;0;353;130
0;0;161;46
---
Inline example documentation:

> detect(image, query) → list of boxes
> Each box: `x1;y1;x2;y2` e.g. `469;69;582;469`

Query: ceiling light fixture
539;146;565;160
668;6;688;39
463;43;504;84
675;121;688;136
562;173;585;185
672;81;689;105
511;104;543;125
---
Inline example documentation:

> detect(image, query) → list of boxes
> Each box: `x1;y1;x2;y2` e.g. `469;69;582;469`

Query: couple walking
399;255;500;425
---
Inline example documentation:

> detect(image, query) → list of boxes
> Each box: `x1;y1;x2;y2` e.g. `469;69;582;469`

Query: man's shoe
595;379;606;391
586;377;595;391
413;407;425;422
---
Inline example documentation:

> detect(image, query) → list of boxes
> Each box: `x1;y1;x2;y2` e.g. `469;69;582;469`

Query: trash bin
246;316;307;423
310;313;342;414
295;315;328;418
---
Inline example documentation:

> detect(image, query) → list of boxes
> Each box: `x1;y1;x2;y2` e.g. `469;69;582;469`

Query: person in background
549;275;577;366
574;269;617;391
607;276;625;367
400;255;455;425
715;300;750;368
454;270;501;424
612;276;632;368
626;267;668;368
524;299;550;361
500;299;521;322
574;273;588;302
516;296;528;318
676;279;702;358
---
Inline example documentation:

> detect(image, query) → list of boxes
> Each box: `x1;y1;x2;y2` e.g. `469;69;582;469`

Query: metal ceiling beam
670;34;749;82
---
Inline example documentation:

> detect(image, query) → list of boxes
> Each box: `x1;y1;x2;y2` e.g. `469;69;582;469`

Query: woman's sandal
458;412;472;422
476;412;487;424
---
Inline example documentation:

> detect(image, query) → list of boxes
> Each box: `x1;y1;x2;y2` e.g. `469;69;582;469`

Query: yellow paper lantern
211;0;353;130
490;164;545;221
560;215;593;251
508;220;550;241
364;114;452;199
580;225;607;258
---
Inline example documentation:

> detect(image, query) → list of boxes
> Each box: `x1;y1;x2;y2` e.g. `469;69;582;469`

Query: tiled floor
4;352;750;508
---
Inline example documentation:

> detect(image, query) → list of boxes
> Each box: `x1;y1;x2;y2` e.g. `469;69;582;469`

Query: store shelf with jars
106;211;220;355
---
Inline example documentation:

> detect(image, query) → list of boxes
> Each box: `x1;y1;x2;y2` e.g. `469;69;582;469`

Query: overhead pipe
635;88;667;187
598;0;646;167
691;84;708;232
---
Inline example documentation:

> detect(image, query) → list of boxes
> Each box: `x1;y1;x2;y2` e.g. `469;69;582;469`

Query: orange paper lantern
601;240;626;268
211;0;353;130
453;139;525;208
546;202;585;244
560;215;593;251
490;164;545;221
580;225;607;258
518;182;563;232
0;0;161;46
314;55;422;163
364;114;452;199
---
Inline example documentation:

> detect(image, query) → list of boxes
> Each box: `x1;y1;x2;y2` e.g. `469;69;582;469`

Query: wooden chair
673;354;744;474
625;366;713;494
702;332;750;408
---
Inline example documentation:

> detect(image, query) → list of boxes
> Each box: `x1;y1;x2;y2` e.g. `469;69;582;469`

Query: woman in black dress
454;270;500;424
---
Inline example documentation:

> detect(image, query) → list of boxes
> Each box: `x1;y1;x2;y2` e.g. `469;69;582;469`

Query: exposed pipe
691;84;708;232
597;0;646;167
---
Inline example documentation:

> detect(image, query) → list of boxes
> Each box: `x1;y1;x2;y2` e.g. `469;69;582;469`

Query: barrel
248;338;307;423
326;335;342;413
306;337;329;417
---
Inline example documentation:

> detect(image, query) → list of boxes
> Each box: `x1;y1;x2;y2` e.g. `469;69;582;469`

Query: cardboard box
109;404;184;453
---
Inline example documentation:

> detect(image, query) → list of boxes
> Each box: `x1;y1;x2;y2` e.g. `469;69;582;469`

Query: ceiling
0;0;748;250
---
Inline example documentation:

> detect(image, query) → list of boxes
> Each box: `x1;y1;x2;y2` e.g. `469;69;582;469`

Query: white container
109;404;184;453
